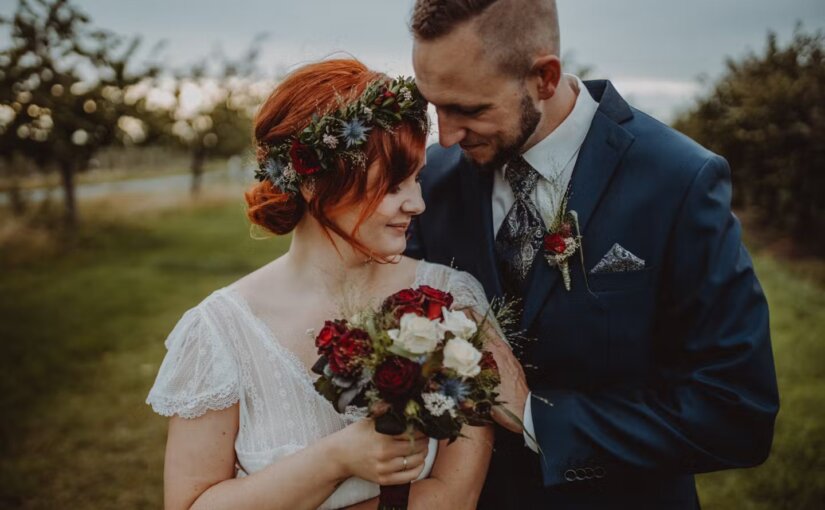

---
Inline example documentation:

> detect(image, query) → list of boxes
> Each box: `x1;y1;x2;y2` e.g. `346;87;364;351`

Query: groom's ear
531;55;562;100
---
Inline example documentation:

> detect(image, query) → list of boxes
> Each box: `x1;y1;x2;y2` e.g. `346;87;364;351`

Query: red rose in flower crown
289;140;322;175
418;285;454;320
374;356;421;401
544;232;567;254
329;328;372;376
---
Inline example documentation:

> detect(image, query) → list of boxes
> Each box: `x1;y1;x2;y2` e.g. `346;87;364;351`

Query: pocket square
590;243;645;274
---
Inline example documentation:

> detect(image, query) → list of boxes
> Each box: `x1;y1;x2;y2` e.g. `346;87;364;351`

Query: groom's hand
487;337;529;434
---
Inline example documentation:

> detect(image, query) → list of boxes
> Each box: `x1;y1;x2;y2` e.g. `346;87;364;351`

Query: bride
146;59;507;509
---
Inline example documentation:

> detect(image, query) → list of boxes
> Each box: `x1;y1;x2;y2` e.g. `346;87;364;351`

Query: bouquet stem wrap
376;414;411;510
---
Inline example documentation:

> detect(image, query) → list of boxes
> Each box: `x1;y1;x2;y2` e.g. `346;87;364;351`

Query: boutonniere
542;198;582;291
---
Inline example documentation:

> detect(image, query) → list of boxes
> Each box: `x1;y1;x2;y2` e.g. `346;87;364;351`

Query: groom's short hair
410;0;560;77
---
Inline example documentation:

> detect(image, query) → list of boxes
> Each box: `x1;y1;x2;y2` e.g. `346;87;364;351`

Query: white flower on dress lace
422;392;457;417
322;133;339;149
439;307;477;339
443;337;482;378
388;313;444;355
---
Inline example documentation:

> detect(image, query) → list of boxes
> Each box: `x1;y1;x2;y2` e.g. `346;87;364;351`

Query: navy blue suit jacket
406;81;779;509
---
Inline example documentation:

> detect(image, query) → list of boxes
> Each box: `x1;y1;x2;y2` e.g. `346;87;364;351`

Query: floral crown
255;76;428;195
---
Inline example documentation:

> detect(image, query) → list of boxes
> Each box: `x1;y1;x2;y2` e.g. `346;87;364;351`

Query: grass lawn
0;198;822;509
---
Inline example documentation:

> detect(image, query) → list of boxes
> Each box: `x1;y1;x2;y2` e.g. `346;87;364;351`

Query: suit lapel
520;84;636;330
458;155;503;299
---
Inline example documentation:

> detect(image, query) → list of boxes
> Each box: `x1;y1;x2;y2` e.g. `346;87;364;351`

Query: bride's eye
388;185;402;194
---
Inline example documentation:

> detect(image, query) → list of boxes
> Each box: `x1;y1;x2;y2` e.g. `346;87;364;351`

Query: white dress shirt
491;75;599;452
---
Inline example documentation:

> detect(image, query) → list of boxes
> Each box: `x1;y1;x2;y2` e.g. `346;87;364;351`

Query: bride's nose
402;186;426;215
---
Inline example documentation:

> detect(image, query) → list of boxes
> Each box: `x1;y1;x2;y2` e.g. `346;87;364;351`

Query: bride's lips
387;222;410;233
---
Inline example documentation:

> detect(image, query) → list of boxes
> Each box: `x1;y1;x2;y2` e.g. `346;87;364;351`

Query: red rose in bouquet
418;285;454;320
289;140;322;175
329;329;372;376
374;356;421;401
316;320;348;356
382;288;426;318
480;350;498;371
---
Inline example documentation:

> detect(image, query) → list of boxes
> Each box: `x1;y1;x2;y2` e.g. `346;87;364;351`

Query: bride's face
334;160;426;259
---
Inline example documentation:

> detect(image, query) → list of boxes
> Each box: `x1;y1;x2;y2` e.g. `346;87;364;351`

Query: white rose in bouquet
442;337;482;378
439;307;478;339
388;313;444;355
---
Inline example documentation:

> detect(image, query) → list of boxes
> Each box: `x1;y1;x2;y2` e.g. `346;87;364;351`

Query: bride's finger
378;450;426;476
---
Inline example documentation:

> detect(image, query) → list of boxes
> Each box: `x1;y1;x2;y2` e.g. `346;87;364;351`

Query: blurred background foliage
674;25;825;255
0;1;823;509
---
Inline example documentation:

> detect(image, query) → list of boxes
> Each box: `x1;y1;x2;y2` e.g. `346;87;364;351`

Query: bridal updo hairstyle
246;59;427;255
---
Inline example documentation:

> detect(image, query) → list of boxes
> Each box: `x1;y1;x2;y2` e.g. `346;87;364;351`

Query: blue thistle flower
440;378;470;401
339;118;371;148
263;157;285;181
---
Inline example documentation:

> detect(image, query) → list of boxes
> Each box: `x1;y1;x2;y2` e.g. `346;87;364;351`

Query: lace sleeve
448;270;509;346
146;307;240;419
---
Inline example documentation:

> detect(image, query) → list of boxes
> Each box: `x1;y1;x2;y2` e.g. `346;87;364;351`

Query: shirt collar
521;74;599;182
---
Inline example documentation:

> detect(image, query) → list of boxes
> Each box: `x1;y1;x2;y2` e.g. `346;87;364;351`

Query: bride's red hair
246;59;428;257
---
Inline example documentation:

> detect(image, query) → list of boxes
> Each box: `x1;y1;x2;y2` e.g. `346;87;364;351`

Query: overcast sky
3;0;824;121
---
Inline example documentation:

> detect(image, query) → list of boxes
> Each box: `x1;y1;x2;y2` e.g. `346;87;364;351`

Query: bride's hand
332;419;430;485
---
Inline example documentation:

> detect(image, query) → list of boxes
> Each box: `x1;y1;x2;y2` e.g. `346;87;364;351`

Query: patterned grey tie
495;156;546;295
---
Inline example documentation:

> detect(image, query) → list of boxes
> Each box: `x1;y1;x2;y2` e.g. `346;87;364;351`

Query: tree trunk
59;159;77;228
7;182;26;216
190;145;206;196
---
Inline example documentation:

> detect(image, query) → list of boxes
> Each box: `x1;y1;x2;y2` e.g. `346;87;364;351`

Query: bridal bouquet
311;285;502;510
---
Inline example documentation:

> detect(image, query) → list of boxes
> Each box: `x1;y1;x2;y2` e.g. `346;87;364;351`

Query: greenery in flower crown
255;76;428;195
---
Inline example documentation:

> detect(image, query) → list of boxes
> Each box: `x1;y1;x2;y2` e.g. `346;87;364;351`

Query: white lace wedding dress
146;260;493;510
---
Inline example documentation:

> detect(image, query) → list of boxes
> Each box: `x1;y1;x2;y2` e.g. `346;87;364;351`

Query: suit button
585;467;595;479
575;468;587;480
594;466;606;479
564;469;577;482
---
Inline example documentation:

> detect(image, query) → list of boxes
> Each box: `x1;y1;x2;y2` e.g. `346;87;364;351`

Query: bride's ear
531;55;562;100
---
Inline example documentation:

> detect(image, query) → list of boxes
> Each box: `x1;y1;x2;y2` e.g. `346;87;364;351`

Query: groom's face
413;23;541;171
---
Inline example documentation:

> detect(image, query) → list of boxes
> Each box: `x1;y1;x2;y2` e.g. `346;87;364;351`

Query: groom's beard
475;92;541;173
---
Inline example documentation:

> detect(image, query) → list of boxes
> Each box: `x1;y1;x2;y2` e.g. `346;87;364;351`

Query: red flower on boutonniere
543;208;582;291
289;140;322;175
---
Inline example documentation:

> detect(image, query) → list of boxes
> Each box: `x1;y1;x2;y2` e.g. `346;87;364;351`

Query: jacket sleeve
530;155;779;487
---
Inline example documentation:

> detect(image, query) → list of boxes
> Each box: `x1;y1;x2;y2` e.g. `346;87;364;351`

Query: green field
0;198;822;509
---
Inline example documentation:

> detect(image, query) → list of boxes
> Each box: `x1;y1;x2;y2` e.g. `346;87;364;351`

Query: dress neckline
218;259;428;391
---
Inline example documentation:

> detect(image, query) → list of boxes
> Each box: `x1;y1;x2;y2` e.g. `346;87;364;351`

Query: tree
673;25;825;254
143;39;267;195
0;0;158;227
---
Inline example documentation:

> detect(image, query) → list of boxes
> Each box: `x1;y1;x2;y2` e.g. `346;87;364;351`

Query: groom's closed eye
448;104;489;117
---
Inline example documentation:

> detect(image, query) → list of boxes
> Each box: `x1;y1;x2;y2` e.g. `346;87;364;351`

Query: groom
405;0;779;508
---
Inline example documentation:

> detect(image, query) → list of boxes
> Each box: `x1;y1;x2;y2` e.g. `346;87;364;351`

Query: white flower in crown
283;164;297;182
361;105;373;119
322;133;339;149
388;313;444;355
422;392;457;417
400;87;413;102
442;337;482;378
439;307;477;339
